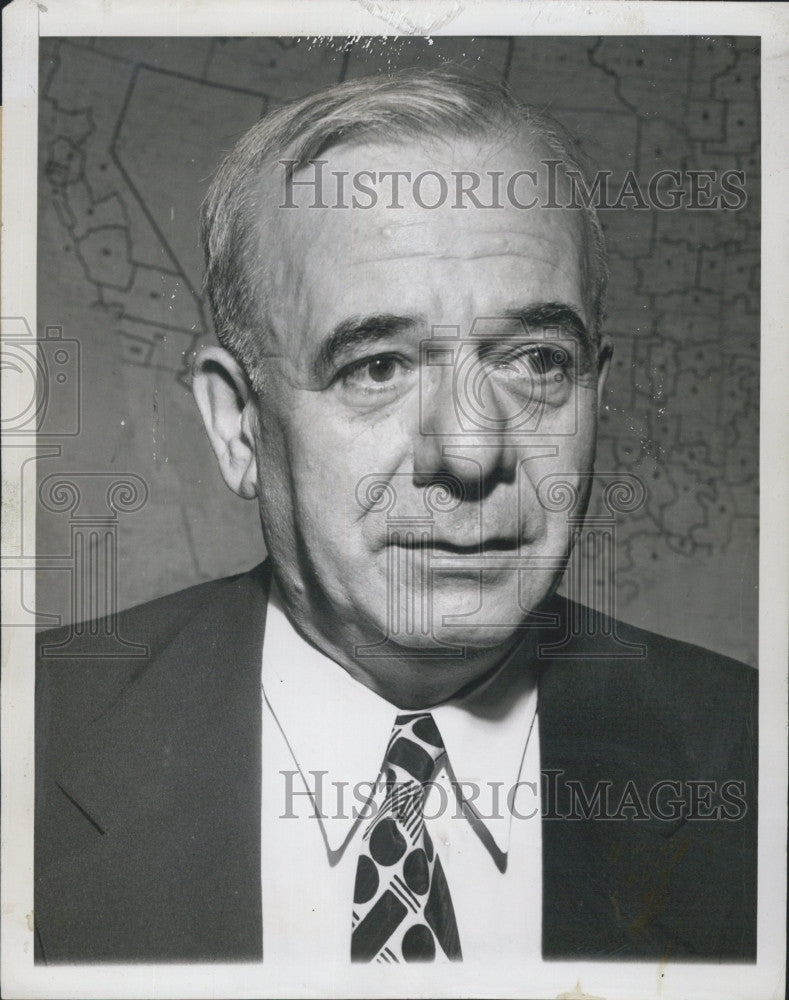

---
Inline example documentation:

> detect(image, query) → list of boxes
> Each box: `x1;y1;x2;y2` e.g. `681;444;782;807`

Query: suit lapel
43;580;749;961
50;565;270;961
535;612;739;960
538;652;676;958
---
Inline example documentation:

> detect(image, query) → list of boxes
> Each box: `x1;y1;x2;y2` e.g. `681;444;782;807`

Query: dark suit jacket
35;562;757;963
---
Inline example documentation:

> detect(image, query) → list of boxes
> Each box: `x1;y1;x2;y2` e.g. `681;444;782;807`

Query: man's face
243;134;609;666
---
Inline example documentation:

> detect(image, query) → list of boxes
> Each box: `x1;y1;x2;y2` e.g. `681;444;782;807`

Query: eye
336;352;414;396
526;344;572;375
481;343;571;378
366;356;398;383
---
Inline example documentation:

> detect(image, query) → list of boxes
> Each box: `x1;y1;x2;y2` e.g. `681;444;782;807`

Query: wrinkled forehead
256;133;588;320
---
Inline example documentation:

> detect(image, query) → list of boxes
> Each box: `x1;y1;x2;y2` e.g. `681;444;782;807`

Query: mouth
390;537;521;555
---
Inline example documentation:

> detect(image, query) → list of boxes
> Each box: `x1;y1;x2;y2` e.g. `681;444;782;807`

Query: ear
192;346;258;499
596;335;613;411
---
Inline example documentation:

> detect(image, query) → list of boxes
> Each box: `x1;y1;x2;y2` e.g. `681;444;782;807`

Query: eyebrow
311;302;593;383
312;313;423;382
498;303;592;350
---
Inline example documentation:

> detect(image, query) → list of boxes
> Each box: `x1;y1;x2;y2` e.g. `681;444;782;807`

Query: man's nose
412;365;519;490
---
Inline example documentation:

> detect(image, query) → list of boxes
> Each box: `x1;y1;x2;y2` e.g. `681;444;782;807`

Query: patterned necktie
351;712;462;963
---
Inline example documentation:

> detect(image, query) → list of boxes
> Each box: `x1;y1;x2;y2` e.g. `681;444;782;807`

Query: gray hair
200;68;608;378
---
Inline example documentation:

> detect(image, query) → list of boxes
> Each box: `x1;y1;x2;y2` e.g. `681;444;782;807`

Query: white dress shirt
261;581;542;966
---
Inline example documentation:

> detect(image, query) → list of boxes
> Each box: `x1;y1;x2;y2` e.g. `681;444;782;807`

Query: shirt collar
262;580;537;858
431;641;538;855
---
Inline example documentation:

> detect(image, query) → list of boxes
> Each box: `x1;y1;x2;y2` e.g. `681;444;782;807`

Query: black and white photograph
1;2;787;998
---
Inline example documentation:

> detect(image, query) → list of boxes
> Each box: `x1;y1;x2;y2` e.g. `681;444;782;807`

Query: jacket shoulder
34;562;270;963
36;563;269;758
541;596;756;683
38;571;249;658
537;601;758;960
537;597;757;770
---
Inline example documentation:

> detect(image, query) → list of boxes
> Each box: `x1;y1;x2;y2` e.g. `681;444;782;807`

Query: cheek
283;438;392;534
297;397;416;478
516;414;599;523
553;386;600;461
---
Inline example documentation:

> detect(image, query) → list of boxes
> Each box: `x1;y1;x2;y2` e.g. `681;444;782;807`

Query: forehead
259;134;587;337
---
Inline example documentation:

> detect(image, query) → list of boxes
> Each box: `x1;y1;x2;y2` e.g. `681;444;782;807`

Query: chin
433;607;528;650
433;623;523;653
374;622;520;658
349;565;559;655
424;579;533;650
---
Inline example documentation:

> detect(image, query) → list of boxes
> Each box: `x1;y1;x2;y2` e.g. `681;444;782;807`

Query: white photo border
2;2;787;998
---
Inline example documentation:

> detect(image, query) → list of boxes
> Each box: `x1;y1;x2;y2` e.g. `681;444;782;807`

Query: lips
390;537;520;554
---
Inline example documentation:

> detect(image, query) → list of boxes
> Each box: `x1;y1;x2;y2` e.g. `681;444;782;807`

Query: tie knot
385;712;446;785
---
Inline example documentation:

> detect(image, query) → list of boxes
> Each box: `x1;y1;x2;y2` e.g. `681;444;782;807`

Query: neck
273;577;533;708
348;637;530;709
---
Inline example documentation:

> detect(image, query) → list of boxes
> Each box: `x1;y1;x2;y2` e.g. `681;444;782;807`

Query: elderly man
35;70;756;965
